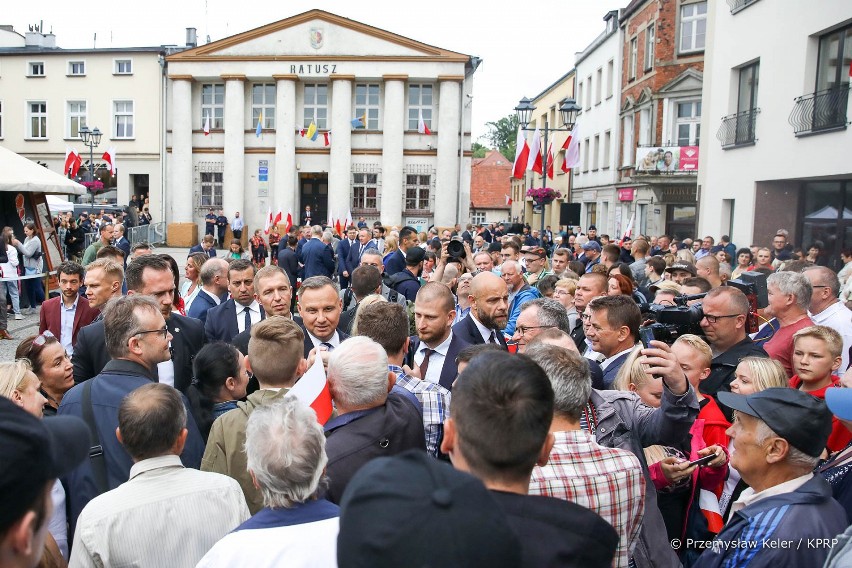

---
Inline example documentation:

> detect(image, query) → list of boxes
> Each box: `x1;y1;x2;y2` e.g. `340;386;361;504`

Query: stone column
222;75;246;238
167;75;195;246
273;75;298;220
329;75;354;224
381;75;406;226
435;76;462;226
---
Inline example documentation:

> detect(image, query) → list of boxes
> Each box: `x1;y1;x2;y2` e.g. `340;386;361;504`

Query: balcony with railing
788;85;850;137
717;109;760;149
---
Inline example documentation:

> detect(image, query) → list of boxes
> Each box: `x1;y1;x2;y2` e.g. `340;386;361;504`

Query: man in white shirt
411;283;469;391
204;259;265;344
804;266;852;371
71;383;249;568
584;295;641;388
297;276;348;358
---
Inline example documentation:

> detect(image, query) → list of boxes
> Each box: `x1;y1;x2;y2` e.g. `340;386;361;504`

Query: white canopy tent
46;195;75;213
0;145;86;195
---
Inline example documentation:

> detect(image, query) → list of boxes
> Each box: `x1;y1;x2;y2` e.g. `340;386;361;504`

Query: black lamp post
78;126;102;197
514;97;580;238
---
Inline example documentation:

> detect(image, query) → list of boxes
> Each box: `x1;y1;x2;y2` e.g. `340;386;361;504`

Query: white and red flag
619;213;635;246
64;147;82;177
284;211;293;234
417;112;432;135
512;127;530;179
699;489;724;534
101;147;117;175
203;113;210;136
506;194;513;206
287;351;333;425
273;208;283;228
546;142;555;180
264;206;273;234
345;209;353;230
528;127;543;175
562;121;581;173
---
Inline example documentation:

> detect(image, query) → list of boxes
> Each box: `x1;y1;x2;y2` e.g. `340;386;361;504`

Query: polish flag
287;349;333;425
71;154;83;178
506;194;513;206
699;489;724;534
345;209;352;230
528;127;543;175
546;142;555;179
417;112;432;135
264;206;273;234
512;127;530;179
273;208;283;227
64;147;79;176
335;216;343;237
619;213;635;246
562;121;581;173
284;211;293;234
203;113;210;136
101;148;117;175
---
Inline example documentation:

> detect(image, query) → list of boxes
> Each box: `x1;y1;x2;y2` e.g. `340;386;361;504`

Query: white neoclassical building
165;10;479;244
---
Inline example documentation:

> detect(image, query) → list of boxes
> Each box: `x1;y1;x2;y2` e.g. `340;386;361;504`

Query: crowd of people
5;215;852;568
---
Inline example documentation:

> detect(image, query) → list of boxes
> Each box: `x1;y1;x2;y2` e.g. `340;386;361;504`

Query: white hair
754;419;819;470
327;336;389;409
767;271;812;311
245;397;328;508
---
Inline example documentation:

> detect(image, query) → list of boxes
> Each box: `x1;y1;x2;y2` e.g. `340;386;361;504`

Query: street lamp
514;97;580;239
78;125;102;183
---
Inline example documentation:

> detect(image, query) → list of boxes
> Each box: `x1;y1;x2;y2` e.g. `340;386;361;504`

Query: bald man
695;256;723;288
451;271;509;349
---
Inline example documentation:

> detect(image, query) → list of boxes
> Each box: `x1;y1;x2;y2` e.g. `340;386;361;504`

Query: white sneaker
14;313;22;320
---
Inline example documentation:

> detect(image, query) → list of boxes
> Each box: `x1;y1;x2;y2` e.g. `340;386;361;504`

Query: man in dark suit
295;276;349;357
584;295;641;388
186;258;229;325
216;210;229;248
337;226;358;288
346;229;377;276
384;226;417;277
113;224;131;266
72;255;205;392
406;283;469;391
231;265;293;356
188;234;217;259
299;225;334;279
204;259;265;344
277;234;299;312
451;271;509;349
39;261;99;355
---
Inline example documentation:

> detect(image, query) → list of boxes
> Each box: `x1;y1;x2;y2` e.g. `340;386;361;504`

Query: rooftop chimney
186;27;197;48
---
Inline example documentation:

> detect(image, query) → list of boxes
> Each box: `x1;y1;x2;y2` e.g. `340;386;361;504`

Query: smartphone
687;454;716;468
639;326;656;349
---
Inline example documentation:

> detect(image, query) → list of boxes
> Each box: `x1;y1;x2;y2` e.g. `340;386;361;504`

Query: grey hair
754;419;819;470
327;336;389;409
767;271;812;311
524;344;591;421
361;248;384;262
245;397;328;508
501;259;521;273
322;230;334;244
103;295;161;359
199;258;228;286
521;298;571;333
804;266;840;298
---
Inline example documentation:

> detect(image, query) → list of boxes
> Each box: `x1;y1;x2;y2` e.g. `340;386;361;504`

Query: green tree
471;141;488;158
484;114;519;161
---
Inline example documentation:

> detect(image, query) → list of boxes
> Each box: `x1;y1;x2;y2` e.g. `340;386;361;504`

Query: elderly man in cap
0;397;88;568
580;240;602;273
694;388;846;567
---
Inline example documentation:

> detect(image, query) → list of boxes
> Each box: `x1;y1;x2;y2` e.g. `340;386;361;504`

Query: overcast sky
6;0;623;140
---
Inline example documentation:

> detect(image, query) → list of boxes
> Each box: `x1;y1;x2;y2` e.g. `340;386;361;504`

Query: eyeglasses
516;325;556;337
32;330;56;347
702;314;740;324
135;326;169;340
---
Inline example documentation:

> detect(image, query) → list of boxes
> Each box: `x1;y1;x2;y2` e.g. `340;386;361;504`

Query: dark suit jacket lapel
226;300;239;341
167;317;184;389
439;336;464;390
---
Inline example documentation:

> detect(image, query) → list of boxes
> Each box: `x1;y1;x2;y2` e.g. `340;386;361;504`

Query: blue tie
243;307;252;332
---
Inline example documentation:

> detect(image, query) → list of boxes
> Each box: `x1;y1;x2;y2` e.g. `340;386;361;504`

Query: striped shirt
529;429;646;568
389;364;451;458
69;455;250;568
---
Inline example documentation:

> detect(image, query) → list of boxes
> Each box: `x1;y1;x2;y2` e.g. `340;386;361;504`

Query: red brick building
469;149;512;224
618;0;705;239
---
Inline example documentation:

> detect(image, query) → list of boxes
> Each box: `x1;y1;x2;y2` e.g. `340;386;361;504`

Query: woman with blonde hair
350;294;387;337
383;235;399;267
180;252;207;313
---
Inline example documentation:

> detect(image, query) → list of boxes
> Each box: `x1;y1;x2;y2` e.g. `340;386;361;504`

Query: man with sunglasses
698;287;767;421
58;295;205;534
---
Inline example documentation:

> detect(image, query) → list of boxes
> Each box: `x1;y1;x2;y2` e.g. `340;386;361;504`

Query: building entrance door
299;174;328;227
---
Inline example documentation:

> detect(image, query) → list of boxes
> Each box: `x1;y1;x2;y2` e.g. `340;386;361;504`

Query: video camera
447;236;467;260
638;272;769;344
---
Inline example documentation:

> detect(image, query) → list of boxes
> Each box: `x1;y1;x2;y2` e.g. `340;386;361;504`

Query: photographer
430;238;476;283
698;287;767;416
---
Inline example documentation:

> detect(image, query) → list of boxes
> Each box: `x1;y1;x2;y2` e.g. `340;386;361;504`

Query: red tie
419;348;435;379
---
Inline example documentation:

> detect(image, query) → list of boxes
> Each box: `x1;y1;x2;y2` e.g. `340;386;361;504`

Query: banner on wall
635;146;699;172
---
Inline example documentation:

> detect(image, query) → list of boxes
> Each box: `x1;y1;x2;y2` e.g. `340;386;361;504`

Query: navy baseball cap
719;388;832;457
581;241;602;252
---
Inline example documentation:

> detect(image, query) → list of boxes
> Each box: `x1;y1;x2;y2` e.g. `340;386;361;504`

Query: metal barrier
81;222;166;251
83;232;98;248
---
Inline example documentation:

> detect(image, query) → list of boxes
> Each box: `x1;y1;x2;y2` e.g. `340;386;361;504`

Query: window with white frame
596;68;603;104
592;134;600;170
27;101;47;138
408;84;433;131
629;38;638;80
680;2;707;53
645;25;655;70
354;83;380;130
352;172;379;210
114;59;132;75
113;100;134;138
28;62;44;77
404;171;432;211
252;83;275;129
67;101;86;138
577;82;584;112
639;107;652;145
68;61;85;76
606;60;614;98
200;172;224;207
303;84;328;129
201;84;225;129
622;114;634;166
603;130;612;168
675;101;701;145
471;210;486;225
586;75;592;109
582;138;590;172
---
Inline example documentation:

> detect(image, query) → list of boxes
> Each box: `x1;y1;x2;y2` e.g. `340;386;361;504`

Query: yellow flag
306;122;317;141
